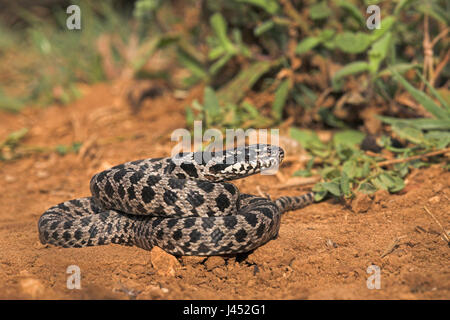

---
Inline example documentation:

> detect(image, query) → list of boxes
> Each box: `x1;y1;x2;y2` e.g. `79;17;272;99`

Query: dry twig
376;147;450;168
423;206;450;244
381;235;407;258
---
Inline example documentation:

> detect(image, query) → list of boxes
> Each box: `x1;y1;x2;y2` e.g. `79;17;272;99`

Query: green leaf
176;48;207;80
394;0;414;15
335;0;365;25
0;128;28;148
333;130;366;148
272;79;290;121
203;87;221;123
318;108;349;129
372;172;405;193
55;144;69;155
368;32;392;74
217;60;276;105
391;69;450;119
312;183;328;201
377;63;419;78
342;160;357;178
391;123;426;145
378;116;450;130
340;171;351;197
358;182;377;194
293;169;312;177
369;16;396;42
322;181;341;196
319;29;335;41
309;1;332;20
185;106;195;128
424;131;450;149
209;53;233;75
254;20;275;36
210;13;235;54
235;0;279;14
321;167;341;180
333;61;370;83
362;161;371;178
416;72;450;113
295;37;322;55
0;89;25;112
293;157;315;177
335;32;372;54
290;127;327;151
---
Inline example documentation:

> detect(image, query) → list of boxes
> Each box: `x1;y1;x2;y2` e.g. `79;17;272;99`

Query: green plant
289;70;450;200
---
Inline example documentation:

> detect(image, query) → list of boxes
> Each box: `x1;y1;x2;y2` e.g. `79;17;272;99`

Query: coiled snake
38;144;314;256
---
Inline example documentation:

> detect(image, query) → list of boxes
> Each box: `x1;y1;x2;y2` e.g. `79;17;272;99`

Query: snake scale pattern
38;144;314;256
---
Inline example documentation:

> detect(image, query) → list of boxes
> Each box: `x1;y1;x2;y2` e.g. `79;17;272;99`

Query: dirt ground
0;82;449;300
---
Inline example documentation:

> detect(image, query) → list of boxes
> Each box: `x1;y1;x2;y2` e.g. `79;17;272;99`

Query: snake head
202;144;285;181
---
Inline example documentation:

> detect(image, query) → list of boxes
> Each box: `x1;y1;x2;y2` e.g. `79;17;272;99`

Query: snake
38;144;314;256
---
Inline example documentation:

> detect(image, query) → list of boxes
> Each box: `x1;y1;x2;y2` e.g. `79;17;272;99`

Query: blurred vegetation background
0;0;449;200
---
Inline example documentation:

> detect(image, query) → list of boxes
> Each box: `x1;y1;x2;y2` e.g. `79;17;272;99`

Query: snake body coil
38;144;314;256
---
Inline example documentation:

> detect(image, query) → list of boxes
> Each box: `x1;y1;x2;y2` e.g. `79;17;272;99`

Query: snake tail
275;192;315;213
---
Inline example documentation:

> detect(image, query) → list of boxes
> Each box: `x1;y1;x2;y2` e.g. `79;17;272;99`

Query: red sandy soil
0;82;449;299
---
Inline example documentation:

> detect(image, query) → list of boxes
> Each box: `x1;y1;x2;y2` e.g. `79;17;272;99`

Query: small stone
325;239;338;248
150;247;180;277
432;183;444;193
4;175;15;183
352;193;373;213
204;256;225;271
428;196;440;204
20;278;45;299
290;258;304;272
98;161;113;171
36;170;49;179
212;267;227;279
374;190;390;204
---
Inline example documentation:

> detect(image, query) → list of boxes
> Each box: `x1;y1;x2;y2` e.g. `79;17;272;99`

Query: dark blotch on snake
244;212;258;227
63;231;71;241
234;229;247;243
117;185;126;198
127;186;136;200
113;170;127;183
189;230;202;243
167;219;178;229
201;218;214;230
180;163;199;178
146;175;161;186
197;243;210;254
186;191;205;207
50;221;59;230
196;181;214;193
141;186;156;204
209;163;228;174
168;178;185;190
215;193;230;211
184;218;195;229
256;223;265;238
173;229;183;241
163;190;178;205
223;183;236;195
211;229;224;245
63;221;73;229
224;216;237;229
